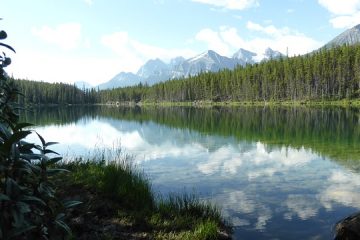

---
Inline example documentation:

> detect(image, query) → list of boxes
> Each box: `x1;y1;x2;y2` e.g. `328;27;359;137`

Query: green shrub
0;26;80;239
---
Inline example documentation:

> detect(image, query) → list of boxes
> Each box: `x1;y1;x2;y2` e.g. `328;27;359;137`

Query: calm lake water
22;106;360;240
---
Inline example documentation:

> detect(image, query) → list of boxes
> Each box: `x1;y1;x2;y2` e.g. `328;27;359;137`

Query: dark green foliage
0;27;80;239
15;79;97;105
97;44;360;103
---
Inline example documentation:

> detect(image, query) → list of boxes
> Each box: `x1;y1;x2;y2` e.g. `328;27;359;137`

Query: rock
218;230;232;239
335;212;360;240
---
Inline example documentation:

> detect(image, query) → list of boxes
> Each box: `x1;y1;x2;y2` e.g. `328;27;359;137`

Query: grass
58;148;231;239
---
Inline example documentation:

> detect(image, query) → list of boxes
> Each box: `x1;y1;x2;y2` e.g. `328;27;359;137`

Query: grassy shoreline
57;156;231;240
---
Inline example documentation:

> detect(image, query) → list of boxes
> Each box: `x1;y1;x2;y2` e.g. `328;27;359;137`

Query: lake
22;105;360;239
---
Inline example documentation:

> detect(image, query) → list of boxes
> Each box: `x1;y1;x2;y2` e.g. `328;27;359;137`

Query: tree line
14;79;98;105
98;44;360;103
12;44;360;104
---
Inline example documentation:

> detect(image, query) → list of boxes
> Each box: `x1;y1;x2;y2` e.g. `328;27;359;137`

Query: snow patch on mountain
97;47;284;89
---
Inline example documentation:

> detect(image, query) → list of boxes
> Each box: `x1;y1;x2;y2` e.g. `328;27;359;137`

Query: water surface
22;106;360;239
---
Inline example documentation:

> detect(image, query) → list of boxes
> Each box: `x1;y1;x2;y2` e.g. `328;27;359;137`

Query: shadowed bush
0;25;80;240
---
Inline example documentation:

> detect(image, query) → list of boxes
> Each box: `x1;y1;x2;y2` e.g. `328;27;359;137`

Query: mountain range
323;24;360;49
96;47;283;90
86;24;360;90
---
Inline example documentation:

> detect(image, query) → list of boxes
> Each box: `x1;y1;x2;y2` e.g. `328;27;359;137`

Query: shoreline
60;160;232;239
104;99;360;108
22;99;360;108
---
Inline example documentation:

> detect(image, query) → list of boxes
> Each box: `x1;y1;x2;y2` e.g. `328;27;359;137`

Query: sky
1;0;360;86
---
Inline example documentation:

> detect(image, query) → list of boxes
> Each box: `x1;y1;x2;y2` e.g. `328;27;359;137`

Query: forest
13;43;360;104
98;44;360;103
14;79;97;105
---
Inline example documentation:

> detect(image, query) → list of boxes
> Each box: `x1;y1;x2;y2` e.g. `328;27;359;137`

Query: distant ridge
323;24;360;48
79;24;360;90
98;47;283;90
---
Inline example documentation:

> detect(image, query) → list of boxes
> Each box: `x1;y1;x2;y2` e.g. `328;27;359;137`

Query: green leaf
38;182;55;197
21;153;43;161
56;213;65;220
43;149;59;155
0;30;7;40
0;123;11;139
21;195;46;206
4;130;32;153
0;42;15;53
6;178;21;197
45;141;58;147
29;164;41;174
11;208;24;228
64;200;82;209
48;157;63;164
46;168;70;175
9;225;36;238
33;144;43;151
14;122;33;131
0;193;10;201
16;201;31;213
14;160;33;174
19;142;36;154
36;132;45;147
54;220;71;236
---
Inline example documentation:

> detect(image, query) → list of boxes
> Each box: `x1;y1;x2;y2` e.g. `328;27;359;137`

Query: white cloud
318;0;360;28
246;21;291;37
213;190;273;230
195;23;322;57
319;170;360;210
287;9;294;14
197;145;243;174
83;0;93;5
196;142;316;177
100;32;143;72
246;22;322;56
195;28;231;55
191;0;259;10
101;31;196;63
318;0;360;15
8;49;123;86
233;15;243;19
8;30;197;85
330;12;360;28
32;23;82;50
284;194;319;220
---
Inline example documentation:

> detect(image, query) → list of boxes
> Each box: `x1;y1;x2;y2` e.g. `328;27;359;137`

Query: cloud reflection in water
29;117;360;239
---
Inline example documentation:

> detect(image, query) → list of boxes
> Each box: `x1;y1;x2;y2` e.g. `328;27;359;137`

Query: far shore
24;99;360;108
103;99;360;108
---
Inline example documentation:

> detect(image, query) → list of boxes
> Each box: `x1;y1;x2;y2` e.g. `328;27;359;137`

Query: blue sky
1;0;360;85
